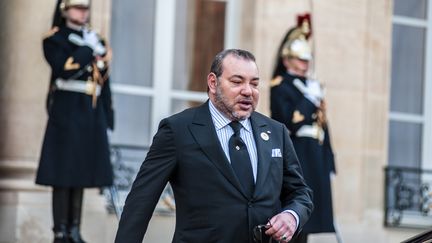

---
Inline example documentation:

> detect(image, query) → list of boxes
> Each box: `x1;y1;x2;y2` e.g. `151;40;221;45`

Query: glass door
107;0;239;216
110;0;236;146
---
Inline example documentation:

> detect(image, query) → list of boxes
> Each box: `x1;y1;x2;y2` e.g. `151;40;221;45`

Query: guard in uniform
270;14;336;243
35;0;114;242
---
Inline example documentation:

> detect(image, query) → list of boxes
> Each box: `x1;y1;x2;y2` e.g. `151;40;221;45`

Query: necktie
228;121;255;197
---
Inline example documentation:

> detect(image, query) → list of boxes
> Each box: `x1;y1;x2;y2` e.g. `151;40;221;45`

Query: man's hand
83;29;106;56
317;100;327;128
293;79;324;107
68;30;106;57
265;212;297;242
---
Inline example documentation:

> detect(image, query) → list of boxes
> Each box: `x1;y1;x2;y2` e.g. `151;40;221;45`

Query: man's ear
207;72;217;94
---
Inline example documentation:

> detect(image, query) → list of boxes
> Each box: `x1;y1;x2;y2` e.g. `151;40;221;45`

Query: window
109;0;156;146
389;0;432;169
385;1;432;229
107;0;238;215
109;0;238;147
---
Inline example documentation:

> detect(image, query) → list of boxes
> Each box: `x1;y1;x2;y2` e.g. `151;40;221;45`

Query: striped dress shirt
208;100;300;228
208;101;258;182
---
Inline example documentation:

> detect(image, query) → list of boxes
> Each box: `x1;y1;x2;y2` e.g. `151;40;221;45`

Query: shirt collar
208;100;252;133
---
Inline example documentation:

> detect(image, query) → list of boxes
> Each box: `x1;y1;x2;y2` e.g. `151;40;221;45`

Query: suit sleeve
279;124;314;230
115;118;177;243
271;84;318;134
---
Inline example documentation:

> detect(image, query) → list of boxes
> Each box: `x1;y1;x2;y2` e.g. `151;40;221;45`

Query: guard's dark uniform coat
270;72;336;233
36;26;114;187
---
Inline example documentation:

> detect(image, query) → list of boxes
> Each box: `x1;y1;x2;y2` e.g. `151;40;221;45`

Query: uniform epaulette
42;26;59;40
270;75;283;87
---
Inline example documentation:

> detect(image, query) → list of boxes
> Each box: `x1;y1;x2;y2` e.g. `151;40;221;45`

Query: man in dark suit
115;49;313;243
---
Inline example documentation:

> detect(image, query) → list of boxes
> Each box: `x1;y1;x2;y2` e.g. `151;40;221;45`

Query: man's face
66;6;90;26
208;54;260;121
284;57;309;77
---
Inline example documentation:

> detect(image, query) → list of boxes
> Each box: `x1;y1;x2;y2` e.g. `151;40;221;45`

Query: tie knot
229;121;242;136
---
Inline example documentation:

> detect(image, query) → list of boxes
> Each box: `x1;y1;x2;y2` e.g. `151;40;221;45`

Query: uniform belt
296;124;325;143
55;78;101;96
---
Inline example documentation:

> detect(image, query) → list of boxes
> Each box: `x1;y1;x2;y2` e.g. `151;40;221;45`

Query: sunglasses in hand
253;218;276;243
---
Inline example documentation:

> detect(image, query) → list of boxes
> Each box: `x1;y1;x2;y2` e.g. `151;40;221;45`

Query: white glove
330;171;336;180
306;79;323;98
68;33;85;46
83;29;106;56
68;31;106;56
293;78;323;107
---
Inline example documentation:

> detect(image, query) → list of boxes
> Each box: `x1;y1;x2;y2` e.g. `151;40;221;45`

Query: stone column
0;1;115;242
0;0;53;240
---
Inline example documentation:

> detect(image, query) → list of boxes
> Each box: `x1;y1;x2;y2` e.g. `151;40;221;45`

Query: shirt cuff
284;210;299;230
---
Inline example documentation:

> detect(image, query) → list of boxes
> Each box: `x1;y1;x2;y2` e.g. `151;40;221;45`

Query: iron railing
103;144;176;219
384;166;432;229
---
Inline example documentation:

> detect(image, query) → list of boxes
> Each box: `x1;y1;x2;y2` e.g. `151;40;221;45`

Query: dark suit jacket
115;101;313;243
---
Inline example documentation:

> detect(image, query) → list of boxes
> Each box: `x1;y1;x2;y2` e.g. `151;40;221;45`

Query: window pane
172;0;192;91
171;99;203;114
390;24;425;114
393;0;427;19
110;0;155;87
172;0;226;92
111;94;152;147
388;121;422;168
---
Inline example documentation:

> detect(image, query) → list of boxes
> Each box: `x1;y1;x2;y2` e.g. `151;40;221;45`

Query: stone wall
0;1;116;242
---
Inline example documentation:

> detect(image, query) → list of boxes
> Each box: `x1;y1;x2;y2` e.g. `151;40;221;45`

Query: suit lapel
250;113;273;197
188;101;247;198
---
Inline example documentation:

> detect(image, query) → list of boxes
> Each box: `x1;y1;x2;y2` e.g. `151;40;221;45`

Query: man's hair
210;49;256;78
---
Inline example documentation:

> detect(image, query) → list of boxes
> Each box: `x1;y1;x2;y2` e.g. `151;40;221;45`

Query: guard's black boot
53;224;70;243
69;225;86;243
52;188;71;243
68;188;87;243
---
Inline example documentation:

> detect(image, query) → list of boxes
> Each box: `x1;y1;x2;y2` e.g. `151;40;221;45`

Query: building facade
0;0;430;242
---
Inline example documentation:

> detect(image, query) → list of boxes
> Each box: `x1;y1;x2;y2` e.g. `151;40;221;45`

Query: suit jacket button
248;201;253;208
